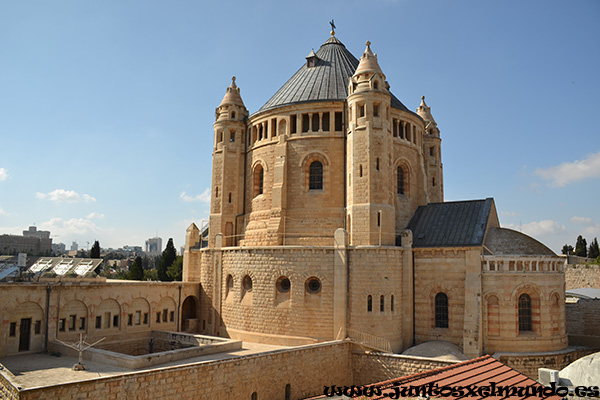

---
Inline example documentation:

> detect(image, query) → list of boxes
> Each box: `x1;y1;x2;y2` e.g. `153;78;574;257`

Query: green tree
158;238;177;281
166;256;183;281
90;240;101;258
129;256;144;280
561;244;574;255
589;238;600;259
575;235;588;257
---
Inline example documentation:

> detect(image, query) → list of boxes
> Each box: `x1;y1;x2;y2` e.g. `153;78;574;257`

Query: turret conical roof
219;76;245;108
256;35;413;115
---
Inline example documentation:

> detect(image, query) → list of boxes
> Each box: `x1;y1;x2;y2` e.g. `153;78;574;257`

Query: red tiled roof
312;355;562;400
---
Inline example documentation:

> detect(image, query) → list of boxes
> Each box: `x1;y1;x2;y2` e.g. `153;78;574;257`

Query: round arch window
277;276;291;293
305;277;321;294
242;275;253;292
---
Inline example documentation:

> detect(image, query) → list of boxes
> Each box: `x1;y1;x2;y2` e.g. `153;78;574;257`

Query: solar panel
53;259;74;276
0;266;18;280
73;260;97;276
29;259;54;274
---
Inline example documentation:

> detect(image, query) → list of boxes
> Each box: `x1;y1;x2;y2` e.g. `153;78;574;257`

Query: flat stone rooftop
0;342;288;389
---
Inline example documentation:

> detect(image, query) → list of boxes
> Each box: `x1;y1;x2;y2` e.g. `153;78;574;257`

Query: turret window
291;115;297;134
309;161;323;190
367;295;372;312
230;131;235;142
253;165;264;197
373;104;379;117
302;114;310;132
334;112;343;131
322;113;330;131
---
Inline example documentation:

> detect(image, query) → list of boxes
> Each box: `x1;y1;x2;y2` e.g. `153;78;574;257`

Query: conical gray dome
257;36;413;115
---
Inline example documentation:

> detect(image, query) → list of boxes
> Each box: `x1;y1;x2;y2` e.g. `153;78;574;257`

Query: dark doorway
19;318;31;352
181;296;199;332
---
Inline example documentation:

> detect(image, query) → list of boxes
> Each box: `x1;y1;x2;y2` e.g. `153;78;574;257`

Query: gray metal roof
566;288;600;299
484;227;556;256
256;36;414;115
406;199;495;247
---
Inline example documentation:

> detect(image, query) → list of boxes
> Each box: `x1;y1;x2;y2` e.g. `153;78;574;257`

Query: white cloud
39;217;104;238
571;216;592;225
35;189;95;203
180;188;211;203
0;168;8;181
505;220;566;237
534;151;600;187
0;208;9;216
86;212;105;220
82;194;96;203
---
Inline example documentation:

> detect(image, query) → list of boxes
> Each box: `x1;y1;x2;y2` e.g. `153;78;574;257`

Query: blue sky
0;0;598;253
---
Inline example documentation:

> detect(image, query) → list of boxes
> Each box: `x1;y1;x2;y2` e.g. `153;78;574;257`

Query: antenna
54;333;106;370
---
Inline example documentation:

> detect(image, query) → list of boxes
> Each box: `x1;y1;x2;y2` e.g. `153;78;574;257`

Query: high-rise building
145;237;163;256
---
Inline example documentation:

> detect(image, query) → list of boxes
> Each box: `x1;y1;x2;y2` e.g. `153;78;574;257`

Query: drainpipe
177;285;182;332
44;285;51;353
412;251;416;347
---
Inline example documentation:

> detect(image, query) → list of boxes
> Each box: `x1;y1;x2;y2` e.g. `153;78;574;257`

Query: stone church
182;30;567;358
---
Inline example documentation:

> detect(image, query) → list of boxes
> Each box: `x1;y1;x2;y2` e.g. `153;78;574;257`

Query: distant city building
105;245;144;258
22;226;50;240
52;243;66;255
70;241;78;251
0;227;52;255
145;237;162;256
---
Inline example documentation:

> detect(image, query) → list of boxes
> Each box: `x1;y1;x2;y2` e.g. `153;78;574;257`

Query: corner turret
209;78;248;247
346;41;395;245
418;96;443;203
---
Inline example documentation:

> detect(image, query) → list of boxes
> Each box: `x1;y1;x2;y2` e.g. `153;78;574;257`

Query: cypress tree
575;235;588;257
158;238;177;281
589;238;600;259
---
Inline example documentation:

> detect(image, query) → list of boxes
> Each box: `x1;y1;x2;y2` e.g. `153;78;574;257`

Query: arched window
518;294;532;332
397;167;405;195
285;384;291;400
380;295;384;312
309;161;323;190
435;292;448;328
391;295;395;312
367;295;372;312
254;165;264;197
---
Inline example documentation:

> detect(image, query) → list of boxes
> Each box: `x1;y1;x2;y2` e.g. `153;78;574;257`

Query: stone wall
565;264;600;289
566;298;600;347
347;247;406;352
0;281;200;357
0;363;20;400
352;352;457;386
495;348;597;380
482;267;568;353
17;341;354;400
199;247;337;343
413;248;468;348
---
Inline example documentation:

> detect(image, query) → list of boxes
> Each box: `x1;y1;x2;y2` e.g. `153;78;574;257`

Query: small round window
242;275;253;292
277;276;291;293
305;277;321;294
